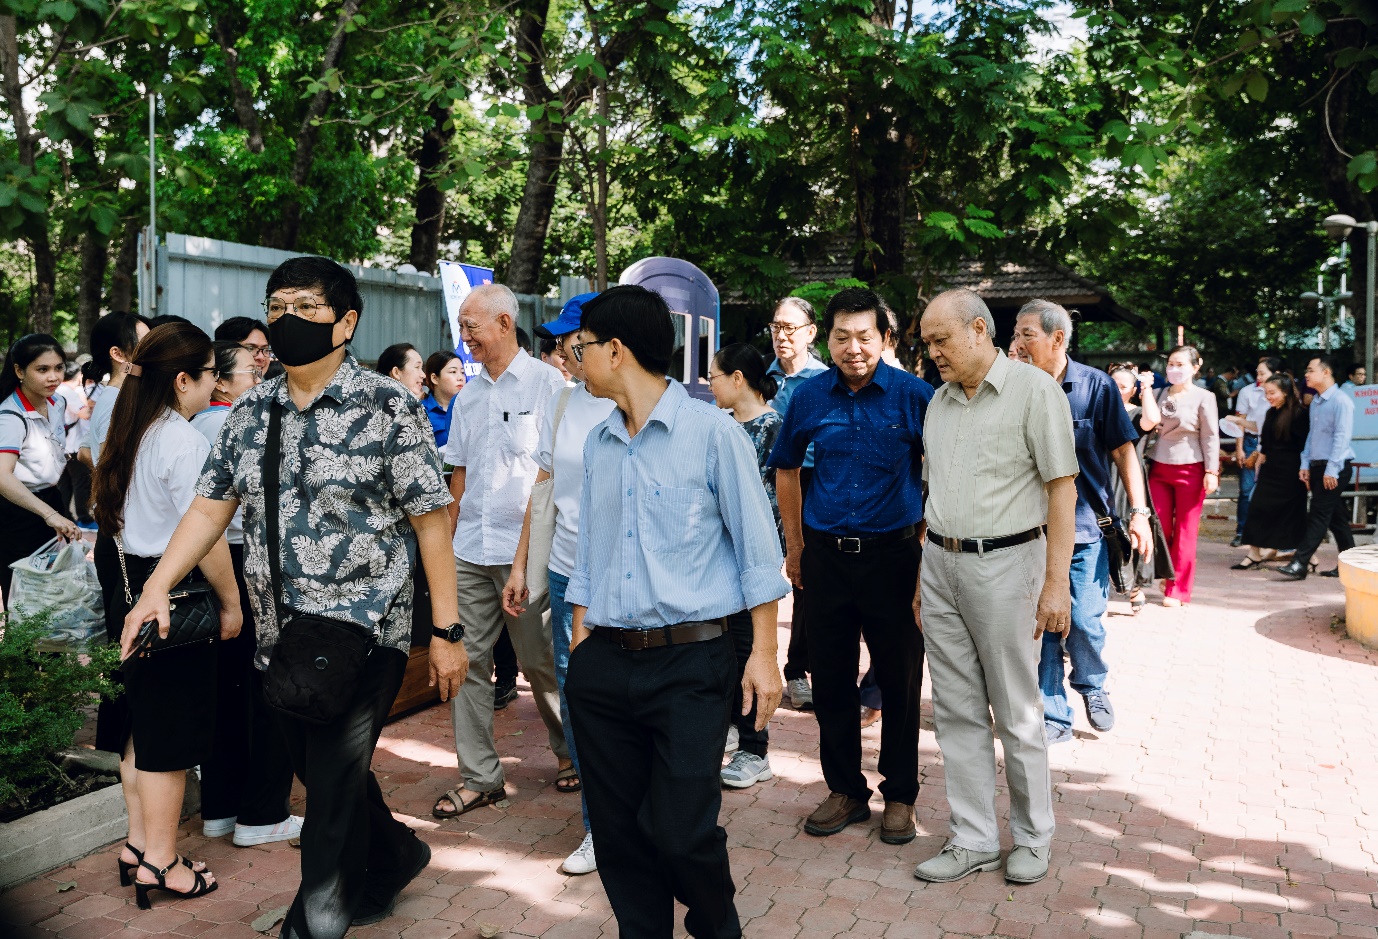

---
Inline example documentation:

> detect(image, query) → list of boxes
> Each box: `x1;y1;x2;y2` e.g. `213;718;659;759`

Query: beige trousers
920;537;1055;851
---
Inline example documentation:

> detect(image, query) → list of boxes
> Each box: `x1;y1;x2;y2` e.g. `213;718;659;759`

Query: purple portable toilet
619;257;720;402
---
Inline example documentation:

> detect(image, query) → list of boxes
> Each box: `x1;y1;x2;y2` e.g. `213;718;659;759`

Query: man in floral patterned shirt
125;256;466;939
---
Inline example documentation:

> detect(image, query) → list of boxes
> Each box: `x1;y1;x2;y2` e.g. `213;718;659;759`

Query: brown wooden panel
387;646;441;720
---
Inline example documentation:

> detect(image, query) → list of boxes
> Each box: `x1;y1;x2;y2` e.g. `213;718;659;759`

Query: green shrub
0;609;119;806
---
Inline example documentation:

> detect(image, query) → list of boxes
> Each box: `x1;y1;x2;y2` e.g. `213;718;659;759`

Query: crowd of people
0;256;1365;939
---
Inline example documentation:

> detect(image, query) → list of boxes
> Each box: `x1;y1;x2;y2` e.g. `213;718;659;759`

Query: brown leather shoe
804;792;871;836
880;801;916;845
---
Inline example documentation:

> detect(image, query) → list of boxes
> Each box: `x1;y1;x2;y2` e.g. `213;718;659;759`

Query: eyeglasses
222;368;264;381
241;343;271;357
570;339;611;363
189;366;222;379
706;372;728;382
263;298;332;321
767;322;812;337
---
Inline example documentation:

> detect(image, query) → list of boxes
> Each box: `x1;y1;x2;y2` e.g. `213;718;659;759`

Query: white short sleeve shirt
121;410;211;557
535;382;616;577
190;402;244;545
0;390;69;491
86;383;119;466
443;350;567;566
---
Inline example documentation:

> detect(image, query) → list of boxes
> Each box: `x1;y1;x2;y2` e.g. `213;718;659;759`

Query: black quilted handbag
117;535;220;659
259;400;376;725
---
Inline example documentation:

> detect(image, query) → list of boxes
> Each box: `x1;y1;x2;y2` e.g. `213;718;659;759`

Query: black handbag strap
265;397;285;620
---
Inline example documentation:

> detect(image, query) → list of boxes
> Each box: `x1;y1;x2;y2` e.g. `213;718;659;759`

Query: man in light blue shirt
565;285;789;939
765;296;829;709
1280;354;1356;580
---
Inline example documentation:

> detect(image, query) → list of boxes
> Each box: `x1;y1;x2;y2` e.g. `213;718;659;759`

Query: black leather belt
805;525;916;554
591;620;726;651
926;526;1043;555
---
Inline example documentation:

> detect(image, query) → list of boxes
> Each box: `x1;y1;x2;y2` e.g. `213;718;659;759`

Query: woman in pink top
1146;346;1220;606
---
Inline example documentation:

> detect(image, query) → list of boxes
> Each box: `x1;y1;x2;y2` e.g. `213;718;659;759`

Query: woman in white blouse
91;322;242;909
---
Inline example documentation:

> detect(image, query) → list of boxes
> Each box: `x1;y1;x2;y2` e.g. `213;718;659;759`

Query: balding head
921;288;999;390
461;283;520;320
459;283;521;370
927;288;995;337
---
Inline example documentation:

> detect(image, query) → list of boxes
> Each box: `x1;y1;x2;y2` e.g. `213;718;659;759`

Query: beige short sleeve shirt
923;352;1079;539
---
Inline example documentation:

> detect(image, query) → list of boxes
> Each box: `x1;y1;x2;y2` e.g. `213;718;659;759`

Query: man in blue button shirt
1279;354;1356;580
1015;301;1153;746
564;285;789;939
765;296;829;709
768;287;934;846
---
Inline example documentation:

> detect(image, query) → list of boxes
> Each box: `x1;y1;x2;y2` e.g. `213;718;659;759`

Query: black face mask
268;313;345;367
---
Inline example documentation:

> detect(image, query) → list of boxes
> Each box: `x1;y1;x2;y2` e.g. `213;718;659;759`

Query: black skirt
0;485;68;601
94;543;218;772
1240;451;1308;550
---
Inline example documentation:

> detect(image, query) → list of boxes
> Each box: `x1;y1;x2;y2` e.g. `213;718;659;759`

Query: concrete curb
0;784;127;890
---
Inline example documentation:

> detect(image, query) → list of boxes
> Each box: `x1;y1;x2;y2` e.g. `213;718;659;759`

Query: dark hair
425;350;458;390
146;314;194;330
1265;374;1304;440
87;312;147;383
516;326;531;353
376;343;418;378
1167;344;1202;370
91;323;214;535
579;284;674;375
1310;353;1339;378
264;256;363;323
823;288;892;337
1349;362;1365;379
1257;356;1285;376
713;343;778;401
215;315;270;344
212;340;251;392
539;334;558;357
1;334;65;402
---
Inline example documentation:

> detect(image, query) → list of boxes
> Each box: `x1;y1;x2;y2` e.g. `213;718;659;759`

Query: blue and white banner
438;260;494;380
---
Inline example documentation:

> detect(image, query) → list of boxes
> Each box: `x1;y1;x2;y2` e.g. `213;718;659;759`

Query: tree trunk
408;102;453;273
108;221;140;314
77;229;109;347
507;124;567;294
0;14;55;332
850;101;914;285
211;9;265;153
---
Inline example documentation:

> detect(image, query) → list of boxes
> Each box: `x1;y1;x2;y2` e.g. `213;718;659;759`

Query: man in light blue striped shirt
564;285;789;939
1279;354;1356;579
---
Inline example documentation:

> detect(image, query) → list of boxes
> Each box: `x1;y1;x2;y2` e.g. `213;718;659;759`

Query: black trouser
1294;460;1356;568
726;610;767;757
200;543;296;826
0;485;67;602
783;468;813;681
494;624;519;686
567;631;740;939
57;457;92;523
802;529;923;805
277;647;416;939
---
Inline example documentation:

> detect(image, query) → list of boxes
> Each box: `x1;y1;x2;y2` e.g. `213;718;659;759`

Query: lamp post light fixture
1323;213;1378;382
1302;288;1356;352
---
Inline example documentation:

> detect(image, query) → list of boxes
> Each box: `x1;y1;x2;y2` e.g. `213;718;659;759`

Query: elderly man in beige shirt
914;288;1079;887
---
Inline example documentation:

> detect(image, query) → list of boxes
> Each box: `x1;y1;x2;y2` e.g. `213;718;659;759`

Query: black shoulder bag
117;534;220;659
260;399;377;725
1087;484;1135;595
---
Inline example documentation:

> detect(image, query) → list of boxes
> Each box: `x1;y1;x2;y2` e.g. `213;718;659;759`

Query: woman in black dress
1234;375;1309;569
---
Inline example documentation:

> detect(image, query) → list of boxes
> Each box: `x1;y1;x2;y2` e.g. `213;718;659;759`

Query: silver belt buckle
838;536;862;553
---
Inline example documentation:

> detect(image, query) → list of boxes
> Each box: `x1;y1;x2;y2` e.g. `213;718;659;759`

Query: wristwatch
1129;507;1152;516
433;623;465;642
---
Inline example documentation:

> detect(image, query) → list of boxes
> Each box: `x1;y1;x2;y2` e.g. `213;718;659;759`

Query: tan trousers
450;557;568;791
920;537;1055;851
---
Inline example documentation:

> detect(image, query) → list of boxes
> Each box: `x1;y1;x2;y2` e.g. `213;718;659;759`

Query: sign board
1350;384;1378;482
438;260;495;380
618;257;720;402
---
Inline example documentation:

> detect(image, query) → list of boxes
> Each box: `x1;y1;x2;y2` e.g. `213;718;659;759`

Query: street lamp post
1324;213;1378;382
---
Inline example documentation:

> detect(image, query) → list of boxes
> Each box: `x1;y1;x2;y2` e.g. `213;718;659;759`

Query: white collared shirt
122;409;210;557
0;390;68;491
535;382;616;576
190;401;244;545
443;349;567;566
1236;382;1270;436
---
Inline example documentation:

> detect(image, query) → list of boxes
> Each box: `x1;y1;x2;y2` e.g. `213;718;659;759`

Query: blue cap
535;292;599;339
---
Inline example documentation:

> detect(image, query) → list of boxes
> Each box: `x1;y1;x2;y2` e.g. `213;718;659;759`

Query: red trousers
1148;461;1207;602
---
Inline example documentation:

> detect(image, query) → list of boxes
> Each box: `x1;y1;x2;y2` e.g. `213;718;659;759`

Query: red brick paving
4;521;1377;938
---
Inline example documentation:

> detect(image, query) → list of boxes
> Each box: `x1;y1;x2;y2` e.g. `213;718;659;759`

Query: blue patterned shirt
196;354;452;664
566;380;790;629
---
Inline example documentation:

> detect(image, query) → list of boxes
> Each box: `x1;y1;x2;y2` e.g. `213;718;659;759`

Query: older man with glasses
764;297;828;710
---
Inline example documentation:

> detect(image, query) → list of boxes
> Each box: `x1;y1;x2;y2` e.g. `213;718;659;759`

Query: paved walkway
3;517;1377;939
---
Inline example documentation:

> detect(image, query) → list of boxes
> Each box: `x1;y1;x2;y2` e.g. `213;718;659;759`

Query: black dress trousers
802;530;923;805
1293;460;1356;567
566;631;741;939
277;646;418;939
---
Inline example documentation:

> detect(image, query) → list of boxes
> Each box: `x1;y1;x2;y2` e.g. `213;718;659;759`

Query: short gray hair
1017;299;1073;344
466;283;520;321
929;288;995;337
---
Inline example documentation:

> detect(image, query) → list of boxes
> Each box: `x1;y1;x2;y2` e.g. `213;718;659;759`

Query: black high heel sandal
116;843;143;887
1231;557;1266;571
134;855;217;910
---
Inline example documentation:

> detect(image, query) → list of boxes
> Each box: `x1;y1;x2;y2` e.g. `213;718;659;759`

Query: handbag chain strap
114;532;133;606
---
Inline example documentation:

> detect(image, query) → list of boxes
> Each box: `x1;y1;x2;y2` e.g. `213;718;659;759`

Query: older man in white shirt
434;284;570;819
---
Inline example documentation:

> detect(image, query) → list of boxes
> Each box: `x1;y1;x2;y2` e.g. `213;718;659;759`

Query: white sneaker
234;814;304;847
724;725;739;754
720;751;773;788
202;816;237;838
562;833;597;875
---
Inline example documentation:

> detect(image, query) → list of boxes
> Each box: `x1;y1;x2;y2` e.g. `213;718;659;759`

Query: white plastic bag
7;537;105;651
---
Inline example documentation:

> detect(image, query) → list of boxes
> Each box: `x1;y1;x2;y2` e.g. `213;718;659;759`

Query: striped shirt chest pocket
639;486;708;553
970;423;1025;473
